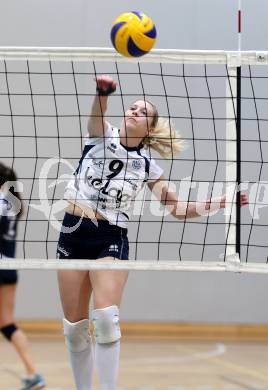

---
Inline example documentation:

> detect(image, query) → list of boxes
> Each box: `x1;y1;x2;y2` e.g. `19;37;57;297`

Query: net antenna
238;0;242;53
0;47;267;273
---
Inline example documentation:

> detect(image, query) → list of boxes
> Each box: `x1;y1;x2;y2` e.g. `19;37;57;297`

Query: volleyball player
0;163;45;390
57;75;248;390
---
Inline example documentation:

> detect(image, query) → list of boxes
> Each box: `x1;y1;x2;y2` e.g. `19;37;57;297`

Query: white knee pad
63;318;91;353
92;305;121;344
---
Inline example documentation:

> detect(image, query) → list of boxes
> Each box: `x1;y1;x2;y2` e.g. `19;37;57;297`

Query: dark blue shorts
0;270;18;285
57;213;129;260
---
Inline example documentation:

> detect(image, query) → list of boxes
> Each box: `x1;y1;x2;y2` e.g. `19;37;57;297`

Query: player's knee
92;305;121;344
63;318;91;352
0;323;18;341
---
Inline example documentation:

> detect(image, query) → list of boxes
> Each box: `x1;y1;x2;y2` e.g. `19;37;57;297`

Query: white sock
69;343;94;390
63;318;94;390
95;340;120;390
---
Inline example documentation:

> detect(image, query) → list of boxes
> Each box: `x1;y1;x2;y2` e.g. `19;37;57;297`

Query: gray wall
1;0;268;323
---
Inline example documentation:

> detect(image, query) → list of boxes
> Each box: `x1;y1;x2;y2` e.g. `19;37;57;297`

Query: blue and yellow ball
111;11;157;57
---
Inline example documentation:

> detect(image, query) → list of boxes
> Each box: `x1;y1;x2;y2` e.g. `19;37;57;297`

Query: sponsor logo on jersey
85;165;132;208
0;198;12;212
125;178;138;191
92;159;104;168
57;246;70;257
132;159;142;170
107;142;117;154
108;244;119;252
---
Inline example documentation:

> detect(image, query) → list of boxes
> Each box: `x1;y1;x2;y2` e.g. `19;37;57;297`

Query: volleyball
110;11;157;57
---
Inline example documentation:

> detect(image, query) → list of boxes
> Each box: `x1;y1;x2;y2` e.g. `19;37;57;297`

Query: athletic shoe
19;373;45;389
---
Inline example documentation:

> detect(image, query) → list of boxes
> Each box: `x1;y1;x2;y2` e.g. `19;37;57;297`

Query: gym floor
1;332;268;389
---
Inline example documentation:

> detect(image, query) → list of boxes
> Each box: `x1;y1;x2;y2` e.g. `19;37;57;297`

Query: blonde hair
143;102;185;158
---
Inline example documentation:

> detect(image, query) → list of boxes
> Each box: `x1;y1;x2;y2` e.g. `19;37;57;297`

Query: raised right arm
87;75;117;137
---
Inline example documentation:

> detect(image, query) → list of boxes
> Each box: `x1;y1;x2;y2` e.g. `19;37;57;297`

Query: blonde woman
57;75;248;390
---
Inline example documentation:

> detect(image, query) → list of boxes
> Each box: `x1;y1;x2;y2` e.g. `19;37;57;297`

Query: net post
225;64;238;258
236;65;241;259
236;0;242;259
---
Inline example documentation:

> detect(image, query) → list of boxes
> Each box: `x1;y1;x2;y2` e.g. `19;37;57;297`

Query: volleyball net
0;47;267;272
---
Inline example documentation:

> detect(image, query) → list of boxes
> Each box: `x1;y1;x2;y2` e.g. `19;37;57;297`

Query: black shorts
57;213;129;260
0;270;18;285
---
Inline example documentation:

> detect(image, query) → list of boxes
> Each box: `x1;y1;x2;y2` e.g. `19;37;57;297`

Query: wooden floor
1;334;268;390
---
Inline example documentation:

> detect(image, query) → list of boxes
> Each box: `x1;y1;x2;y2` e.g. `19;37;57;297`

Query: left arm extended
147;175;248;220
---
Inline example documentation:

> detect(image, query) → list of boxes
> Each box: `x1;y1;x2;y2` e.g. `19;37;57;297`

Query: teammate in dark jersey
0;163;45;390
57;76;248;390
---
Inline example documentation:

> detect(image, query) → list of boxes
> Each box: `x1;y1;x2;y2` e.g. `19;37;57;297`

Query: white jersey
65;123;163;227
